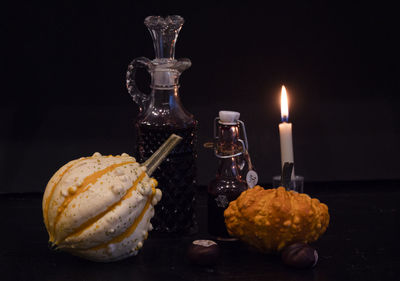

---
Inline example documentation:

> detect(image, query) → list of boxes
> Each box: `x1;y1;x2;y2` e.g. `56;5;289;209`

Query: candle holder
272;175;304;193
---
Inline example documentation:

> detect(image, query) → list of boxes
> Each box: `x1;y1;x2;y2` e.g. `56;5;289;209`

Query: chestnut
281;243;318;269
186;240;220;266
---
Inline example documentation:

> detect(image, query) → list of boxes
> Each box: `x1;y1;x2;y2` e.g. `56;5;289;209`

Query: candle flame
281;85;289;122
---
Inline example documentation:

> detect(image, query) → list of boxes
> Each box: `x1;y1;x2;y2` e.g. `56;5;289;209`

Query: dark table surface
1;181;400;281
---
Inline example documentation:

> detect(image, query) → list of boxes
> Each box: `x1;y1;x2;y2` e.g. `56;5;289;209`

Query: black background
1;0;399;193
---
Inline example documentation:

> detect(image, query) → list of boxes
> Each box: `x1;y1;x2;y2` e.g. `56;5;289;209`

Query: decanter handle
126;57;151;114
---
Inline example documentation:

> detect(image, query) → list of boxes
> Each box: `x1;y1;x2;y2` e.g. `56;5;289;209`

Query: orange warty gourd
224;186;330;252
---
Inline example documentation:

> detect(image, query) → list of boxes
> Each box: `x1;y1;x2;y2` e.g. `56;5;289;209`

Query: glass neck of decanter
145;16;191;89
150;68;180;89
151;86;181;108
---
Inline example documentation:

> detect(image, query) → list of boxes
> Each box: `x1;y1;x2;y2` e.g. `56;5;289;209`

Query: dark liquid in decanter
136;122;197;235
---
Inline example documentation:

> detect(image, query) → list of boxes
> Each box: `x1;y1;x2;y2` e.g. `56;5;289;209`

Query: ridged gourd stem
142;134;182;176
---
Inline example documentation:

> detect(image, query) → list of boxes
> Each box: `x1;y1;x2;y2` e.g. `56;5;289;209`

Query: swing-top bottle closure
213;111;258;189
213;111;248;159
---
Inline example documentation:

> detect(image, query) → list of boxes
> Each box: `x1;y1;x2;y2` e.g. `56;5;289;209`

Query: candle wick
281;116;289;123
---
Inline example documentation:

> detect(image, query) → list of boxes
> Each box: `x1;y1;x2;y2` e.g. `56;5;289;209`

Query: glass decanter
126;15;197;235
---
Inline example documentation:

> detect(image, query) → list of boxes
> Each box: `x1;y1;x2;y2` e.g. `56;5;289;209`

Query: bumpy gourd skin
224;186;329;252
42;152;161;262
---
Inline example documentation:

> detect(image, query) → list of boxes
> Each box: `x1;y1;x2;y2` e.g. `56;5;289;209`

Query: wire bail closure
213;117;249;159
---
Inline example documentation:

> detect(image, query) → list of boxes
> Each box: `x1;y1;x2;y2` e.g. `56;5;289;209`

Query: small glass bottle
208;111;252;240
126;15;197;235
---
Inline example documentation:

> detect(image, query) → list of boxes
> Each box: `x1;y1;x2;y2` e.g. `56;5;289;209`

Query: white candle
279;85;295;179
